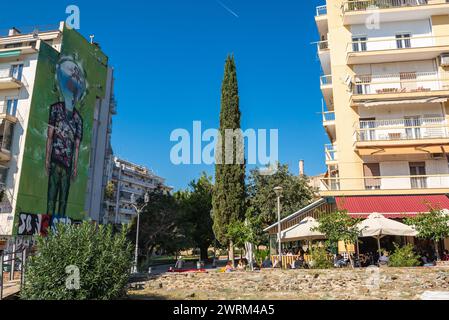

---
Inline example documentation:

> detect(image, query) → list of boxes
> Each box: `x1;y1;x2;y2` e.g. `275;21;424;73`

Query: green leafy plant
388;243;421;268
313;211;360;267
21;222;133;300
309;246;333;269
254;248;270;264
405;208;449;260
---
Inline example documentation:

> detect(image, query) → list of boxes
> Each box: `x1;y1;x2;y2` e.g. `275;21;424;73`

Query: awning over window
336;195;449;218
357;97;447;108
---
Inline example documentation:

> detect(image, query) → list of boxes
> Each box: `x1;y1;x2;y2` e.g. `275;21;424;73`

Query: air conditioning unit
440;53;449;67
431;153;444;160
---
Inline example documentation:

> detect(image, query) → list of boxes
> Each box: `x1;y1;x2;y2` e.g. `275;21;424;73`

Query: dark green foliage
21;222;133;300
246;163;314;228
212;55;246;245
405;208;449;260
129;187;190;264
176;173;215;261
388;243;421;267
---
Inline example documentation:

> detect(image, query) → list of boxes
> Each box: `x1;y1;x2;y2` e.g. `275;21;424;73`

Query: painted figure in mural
45;56;86;219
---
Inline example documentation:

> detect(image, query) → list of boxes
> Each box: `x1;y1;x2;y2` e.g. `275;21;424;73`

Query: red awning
336;195;449;218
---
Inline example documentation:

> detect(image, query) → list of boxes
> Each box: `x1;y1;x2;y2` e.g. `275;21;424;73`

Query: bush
309;246;333;269
254;248;270;264
388;243;421;267
21;222;133;300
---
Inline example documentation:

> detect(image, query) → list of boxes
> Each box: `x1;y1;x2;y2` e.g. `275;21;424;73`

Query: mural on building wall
13;26;108;236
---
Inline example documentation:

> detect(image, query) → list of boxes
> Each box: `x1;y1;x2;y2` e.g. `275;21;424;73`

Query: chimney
8;27;21;36
299;160;304;176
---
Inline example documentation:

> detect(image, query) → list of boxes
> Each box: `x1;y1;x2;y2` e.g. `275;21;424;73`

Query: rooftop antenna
89;35;95;44
32;27;39;39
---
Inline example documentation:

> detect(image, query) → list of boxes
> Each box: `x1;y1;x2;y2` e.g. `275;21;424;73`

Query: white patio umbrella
280;216;325;243
356;212;418;256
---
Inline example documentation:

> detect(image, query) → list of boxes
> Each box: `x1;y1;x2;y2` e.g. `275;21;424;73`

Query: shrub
254;248;270;264
388;243;421;268
21;222;133;300
309;246;333;269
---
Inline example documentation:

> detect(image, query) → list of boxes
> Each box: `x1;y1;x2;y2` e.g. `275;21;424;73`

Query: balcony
320;174;449;196
324;144;338;165
342;0;449;25
351;71;449;106
0;68;22;90
355;117;449;150
346;35;449;64
316;40;331;75
315;5;328;36
322;111;336;141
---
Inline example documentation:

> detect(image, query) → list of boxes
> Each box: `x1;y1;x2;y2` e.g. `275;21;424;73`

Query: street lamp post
131;191;150;274
273;186;283;268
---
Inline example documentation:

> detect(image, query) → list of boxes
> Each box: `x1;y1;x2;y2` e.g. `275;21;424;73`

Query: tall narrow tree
212;55;246;265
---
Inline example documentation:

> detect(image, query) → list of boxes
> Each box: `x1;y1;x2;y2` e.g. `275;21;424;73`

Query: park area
128;265;449;300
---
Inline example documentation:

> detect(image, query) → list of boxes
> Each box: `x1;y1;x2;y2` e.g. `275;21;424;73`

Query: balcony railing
320;75;333;86
322;111;335;122
320;174;449;191
347;35;449;53
316;5;327;16
325;144;337;162
352;71;449;95
356;117;449;141
317;40;329;51
343;0;430;13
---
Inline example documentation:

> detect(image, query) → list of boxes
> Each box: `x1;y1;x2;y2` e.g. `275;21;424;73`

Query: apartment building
104;157;172;225
0;22;115;242
265;0;449;250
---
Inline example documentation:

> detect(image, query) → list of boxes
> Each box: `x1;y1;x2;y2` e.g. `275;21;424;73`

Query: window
396;33;411;49
363;163;381;190
409;162;427;189
359;118;376;141
5;98;18;116
10;64;23;81
352;36;367;52
404;116;422;140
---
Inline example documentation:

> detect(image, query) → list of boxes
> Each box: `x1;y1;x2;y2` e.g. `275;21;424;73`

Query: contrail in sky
215;0;239;18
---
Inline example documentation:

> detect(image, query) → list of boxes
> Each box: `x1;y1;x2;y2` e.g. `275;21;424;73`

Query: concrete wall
84;67;114;222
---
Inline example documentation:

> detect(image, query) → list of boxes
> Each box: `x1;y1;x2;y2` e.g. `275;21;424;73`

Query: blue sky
2;0;327;190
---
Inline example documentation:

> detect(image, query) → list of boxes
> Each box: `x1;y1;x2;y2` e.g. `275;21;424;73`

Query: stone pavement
129;266;449;300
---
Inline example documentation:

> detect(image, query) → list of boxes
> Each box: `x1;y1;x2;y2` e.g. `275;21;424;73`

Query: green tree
314;211;360;267
129;187;189;265
21;222;133;300
405;209;449;261
177;173;215;261
246;163;314;228
212;55;246;265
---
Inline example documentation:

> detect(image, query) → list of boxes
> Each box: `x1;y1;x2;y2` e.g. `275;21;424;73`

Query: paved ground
1;280;20;300
128;266;449;300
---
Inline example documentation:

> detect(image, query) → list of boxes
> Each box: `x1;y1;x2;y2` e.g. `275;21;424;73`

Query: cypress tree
212;55;246;265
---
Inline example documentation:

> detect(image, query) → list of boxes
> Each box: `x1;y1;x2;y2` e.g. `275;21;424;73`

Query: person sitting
225;261;234;273
236;259;246;271
378;252;389;266
422;253;436;267
334;254;347;268
174;256;184;269
293;255;305;269
261;256;273;268
273;257;282;268
442;250;449;262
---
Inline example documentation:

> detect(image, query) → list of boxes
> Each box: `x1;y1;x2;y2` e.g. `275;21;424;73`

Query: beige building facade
317;0;449;196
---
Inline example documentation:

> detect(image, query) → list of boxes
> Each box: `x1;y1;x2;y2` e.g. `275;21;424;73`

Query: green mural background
13;26;108;233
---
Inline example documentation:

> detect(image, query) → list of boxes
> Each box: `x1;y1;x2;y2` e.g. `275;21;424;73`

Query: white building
104;157;172;225
0;22;116;243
